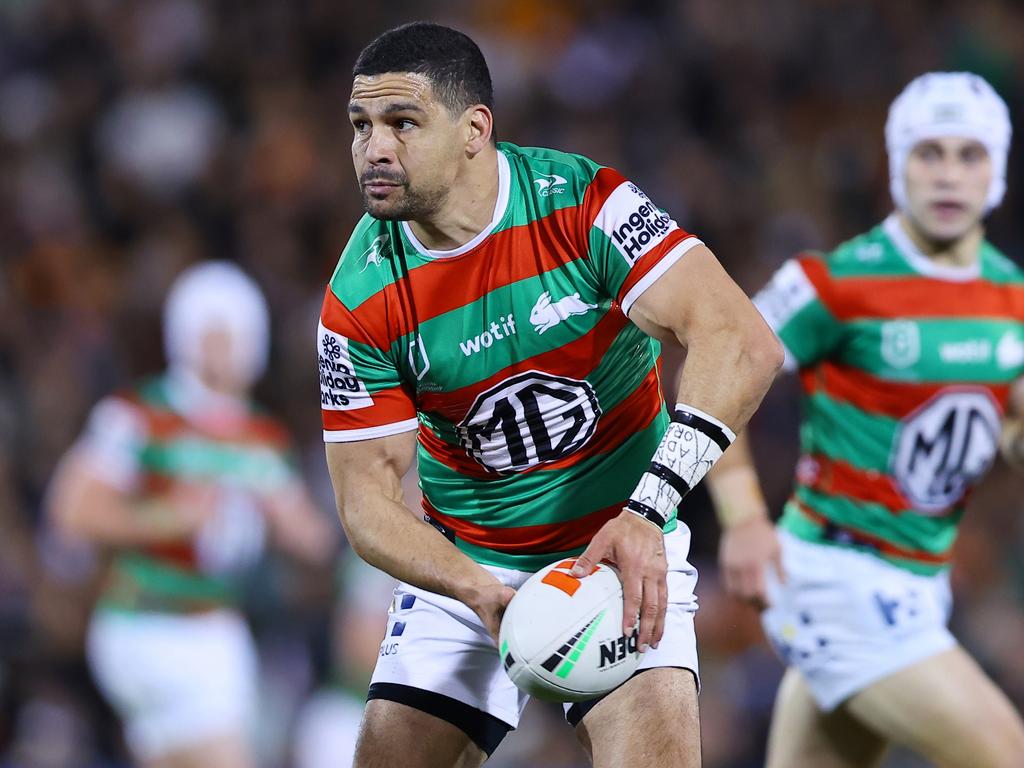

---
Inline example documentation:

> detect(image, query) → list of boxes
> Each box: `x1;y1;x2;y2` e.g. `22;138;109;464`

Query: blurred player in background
48;261;337;768
708;72;1024;768
320;21;781;768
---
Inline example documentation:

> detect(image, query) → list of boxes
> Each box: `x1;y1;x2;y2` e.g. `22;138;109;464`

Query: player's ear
465;104;493;156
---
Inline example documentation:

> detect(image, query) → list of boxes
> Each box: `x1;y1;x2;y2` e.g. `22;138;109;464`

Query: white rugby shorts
762;530;955;711
87;608;258;759
369;524;700;731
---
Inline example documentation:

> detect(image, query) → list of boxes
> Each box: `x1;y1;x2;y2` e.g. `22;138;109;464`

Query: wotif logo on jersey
460;314;517;357
533;172;568;197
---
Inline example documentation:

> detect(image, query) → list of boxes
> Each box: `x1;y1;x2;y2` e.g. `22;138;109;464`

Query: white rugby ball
499;558;643;702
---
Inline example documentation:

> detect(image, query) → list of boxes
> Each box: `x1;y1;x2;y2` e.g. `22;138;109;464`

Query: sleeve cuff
323;418;419;443
620;237;704;316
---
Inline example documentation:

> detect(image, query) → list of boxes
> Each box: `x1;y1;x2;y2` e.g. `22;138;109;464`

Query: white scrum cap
163;261;270;385
885;71;1012;213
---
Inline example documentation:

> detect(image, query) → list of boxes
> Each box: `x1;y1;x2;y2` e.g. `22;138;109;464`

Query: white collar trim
882;213;981;282
401;151;510;260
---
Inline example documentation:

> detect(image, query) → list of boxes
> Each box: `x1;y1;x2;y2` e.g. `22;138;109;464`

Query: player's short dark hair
353;22;494;116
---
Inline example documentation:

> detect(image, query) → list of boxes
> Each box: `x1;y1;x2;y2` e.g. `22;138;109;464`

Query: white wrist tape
627;404;736;528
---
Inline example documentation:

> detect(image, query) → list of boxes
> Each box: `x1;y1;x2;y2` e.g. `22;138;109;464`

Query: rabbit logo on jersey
891;390;1000;514
596;182;679;266
530;292;598;334
318;321;374;411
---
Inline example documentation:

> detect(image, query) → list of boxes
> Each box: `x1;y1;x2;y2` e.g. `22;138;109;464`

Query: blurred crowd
2;1;1024;766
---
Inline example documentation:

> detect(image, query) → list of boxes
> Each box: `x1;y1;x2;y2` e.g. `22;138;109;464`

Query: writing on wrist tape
627;404;736;528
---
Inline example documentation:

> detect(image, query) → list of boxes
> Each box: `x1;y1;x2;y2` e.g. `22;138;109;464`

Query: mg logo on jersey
530;291;598;334
892;390;1001;514
533;172;568;197
359;234;391;272
880;320;920;369
457;371;601;474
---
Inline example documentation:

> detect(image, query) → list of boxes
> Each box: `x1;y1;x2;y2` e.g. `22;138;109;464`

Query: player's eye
914;143;942;162
352;119;370;133
395;119;417;130
961;144;988;164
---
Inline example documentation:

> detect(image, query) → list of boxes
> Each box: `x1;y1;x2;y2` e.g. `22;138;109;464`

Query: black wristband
672;407;733;452
626;499;667;529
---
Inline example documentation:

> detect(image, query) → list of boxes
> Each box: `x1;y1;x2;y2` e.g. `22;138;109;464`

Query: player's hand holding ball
499;557;644;701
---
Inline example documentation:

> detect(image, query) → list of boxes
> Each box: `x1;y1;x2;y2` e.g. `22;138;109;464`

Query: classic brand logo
529;291;597;334
359;233;391;272
880;320;920;369
533;172;568;197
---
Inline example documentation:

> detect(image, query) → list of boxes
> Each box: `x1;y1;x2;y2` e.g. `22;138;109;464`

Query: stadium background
2;1;1023;766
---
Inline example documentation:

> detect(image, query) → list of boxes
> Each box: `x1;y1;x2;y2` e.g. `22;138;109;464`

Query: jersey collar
401;150;510;260
882;213;981;282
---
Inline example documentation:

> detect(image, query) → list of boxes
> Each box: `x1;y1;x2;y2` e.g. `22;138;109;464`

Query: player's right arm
705;254;844;607
49;398;216;546
325;434;513;638
319;267;513;639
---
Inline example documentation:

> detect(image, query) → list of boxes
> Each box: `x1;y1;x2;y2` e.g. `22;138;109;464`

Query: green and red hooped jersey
755;215;1024;575
77;374;297;612
319;142;703;572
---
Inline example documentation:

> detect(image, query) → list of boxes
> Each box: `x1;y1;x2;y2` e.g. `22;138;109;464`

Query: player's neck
896;212;984;269
408;145;500;251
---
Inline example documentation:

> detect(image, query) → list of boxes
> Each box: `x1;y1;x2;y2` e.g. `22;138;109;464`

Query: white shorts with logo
370;524;700;728
87;608;258;759
762;531;955;712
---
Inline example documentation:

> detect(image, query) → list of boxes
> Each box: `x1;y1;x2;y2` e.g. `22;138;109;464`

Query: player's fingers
771;548;786;585
621;568;643;636
570;538;605;577
636;575;659;650
747;566;769;610
651;575;668;649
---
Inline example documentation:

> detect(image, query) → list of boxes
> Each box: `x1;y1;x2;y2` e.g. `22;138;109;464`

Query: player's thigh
766;668;887;768
576;667;700;768
845;645;1024;768
143;733;252;768
354;699;486;768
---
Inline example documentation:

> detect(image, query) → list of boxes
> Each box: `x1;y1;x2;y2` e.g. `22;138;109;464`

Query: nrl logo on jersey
533;172;568;197
359;234;391;272
880;320;920;369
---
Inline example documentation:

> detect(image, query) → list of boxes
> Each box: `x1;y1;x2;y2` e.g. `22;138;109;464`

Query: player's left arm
1000;377;1024;469
572;244;783;650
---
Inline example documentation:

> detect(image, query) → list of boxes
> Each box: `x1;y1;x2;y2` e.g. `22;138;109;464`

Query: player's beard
360;170;449;222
